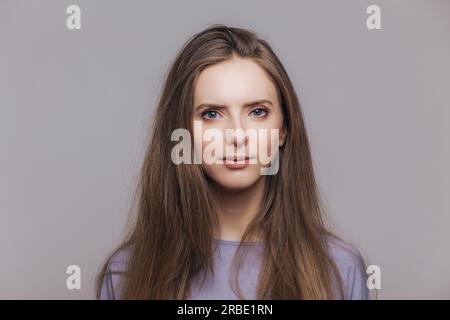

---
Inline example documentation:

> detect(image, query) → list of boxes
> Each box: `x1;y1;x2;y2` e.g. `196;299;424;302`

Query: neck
210;177;266;242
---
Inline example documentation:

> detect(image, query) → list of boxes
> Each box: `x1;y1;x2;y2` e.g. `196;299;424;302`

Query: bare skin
193;54;286;242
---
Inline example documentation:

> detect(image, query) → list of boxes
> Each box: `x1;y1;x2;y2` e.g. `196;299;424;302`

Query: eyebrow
195;99;273;111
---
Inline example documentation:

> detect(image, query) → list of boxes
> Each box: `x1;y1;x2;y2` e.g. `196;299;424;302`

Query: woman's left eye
250;107;268;117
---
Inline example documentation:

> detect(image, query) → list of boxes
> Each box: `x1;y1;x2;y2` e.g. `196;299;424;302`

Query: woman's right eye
202;110;220;120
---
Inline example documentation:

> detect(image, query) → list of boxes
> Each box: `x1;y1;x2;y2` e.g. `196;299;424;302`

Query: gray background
1;0;449;299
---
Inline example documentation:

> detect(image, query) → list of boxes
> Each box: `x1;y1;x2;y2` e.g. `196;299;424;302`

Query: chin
204;165;263;191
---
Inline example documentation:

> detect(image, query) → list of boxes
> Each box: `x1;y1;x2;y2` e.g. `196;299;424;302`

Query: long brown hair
96;24;348;299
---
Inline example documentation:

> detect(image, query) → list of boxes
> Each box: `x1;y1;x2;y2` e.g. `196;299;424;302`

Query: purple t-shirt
99;237;368;300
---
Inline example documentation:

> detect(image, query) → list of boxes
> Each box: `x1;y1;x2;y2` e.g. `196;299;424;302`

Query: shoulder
99;245;132;300
108;245;132;272
325;235;369;300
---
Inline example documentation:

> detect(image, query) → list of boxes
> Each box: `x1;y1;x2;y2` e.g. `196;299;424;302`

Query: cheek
192;123;211;160
193;130;223;163
255;128;281;159
265;117;283;155
268;129;281;154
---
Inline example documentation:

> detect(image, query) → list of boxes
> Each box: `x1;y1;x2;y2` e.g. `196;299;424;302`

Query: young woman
96;24;369;300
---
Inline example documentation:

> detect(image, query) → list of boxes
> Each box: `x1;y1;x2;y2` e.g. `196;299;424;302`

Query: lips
223;156;252;162
220;156;255;169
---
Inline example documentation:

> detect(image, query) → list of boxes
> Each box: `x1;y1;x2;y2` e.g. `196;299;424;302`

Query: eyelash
201;107;269;120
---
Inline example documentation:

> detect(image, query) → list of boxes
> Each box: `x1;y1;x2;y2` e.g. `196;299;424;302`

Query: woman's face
192;55;286;191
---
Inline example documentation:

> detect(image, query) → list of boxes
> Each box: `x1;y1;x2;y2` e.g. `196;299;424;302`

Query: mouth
222;156;254;162
219;156;256;169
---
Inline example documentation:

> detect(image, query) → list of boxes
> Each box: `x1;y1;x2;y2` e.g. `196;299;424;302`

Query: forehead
194;57;278;105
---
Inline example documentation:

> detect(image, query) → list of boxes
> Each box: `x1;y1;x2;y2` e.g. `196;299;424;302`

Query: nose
225;117;249;148
226;128;249;147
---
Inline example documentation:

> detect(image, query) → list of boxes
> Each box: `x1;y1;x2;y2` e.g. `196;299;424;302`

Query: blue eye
202;110;220;120
250;107;268;117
